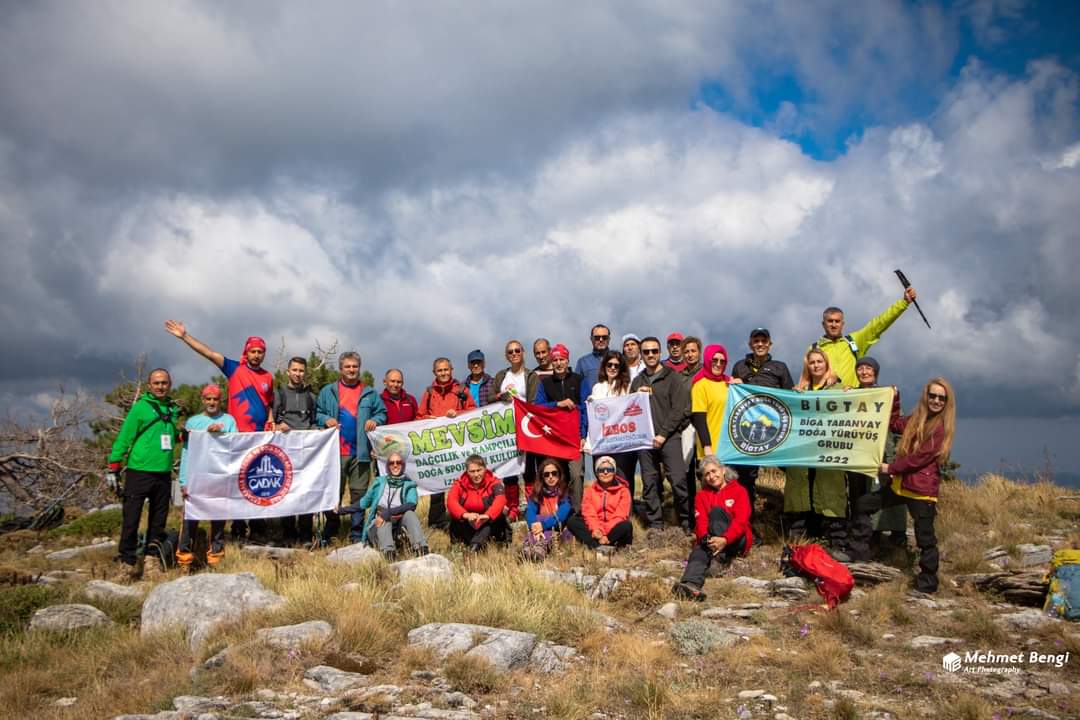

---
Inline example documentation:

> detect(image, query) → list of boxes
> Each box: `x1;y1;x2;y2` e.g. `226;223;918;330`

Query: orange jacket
446;469;506;526
417;380;476;419
581;477;631;536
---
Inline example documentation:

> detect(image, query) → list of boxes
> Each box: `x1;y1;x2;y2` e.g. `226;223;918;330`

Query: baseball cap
467;350;485;363
666;332;684;343
621;333;640;345
749;328;771;340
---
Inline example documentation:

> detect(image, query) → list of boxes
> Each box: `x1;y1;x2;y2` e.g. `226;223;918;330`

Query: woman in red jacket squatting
566;455;633;554
446;454;510;552
672;456;753;601
849;377;956;594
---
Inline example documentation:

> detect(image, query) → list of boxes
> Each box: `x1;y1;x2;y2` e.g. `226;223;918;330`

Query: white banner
586;392;656;455
366;402;523;495
184;428;341;520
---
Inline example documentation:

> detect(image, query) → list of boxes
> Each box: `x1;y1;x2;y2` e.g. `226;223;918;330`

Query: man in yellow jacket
810;286;918;387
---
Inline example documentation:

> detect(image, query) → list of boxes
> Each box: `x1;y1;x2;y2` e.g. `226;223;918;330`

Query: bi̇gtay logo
238;444;293;506
727;393;792;455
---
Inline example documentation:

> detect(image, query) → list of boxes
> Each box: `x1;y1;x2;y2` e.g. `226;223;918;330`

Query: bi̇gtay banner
586;392;656;455
184;428;341;520
716;385;894;474
366;402;524;495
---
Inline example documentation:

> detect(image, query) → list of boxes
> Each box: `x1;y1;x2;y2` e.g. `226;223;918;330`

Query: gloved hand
105;470;122;497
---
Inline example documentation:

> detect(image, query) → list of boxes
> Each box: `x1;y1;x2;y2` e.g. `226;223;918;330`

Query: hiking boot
416;545;430;557
111;560;142;584
179;562;194;576
142;557;166;582
206;548;225;567
672;582;706;602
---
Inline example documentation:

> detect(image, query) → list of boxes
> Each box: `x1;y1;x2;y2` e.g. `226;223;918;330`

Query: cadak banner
585;391;655;455
184;428;341;520
366;402;524;495
717;385;894;474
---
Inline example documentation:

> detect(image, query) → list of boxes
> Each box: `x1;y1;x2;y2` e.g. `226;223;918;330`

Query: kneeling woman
567;455;633;552
850;377;955;593
447;454;510;552
338;451;428;560
521;457;574;561
673;456;753;601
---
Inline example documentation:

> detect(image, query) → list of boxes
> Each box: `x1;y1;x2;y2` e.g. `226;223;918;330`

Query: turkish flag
513;397;581;461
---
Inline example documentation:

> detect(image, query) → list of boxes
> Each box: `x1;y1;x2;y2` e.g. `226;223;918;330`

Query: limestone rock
407;622;537;672
45;540;117;560
303;665;372;693
530;641;578;674
29;603;112;631
564;605;622;632
83;580;145;602
172;696;228;713
241;544;302;560
392;553;453;582
846;562;904;585
996;609;1057;630
656;602;678;620
326;544;382;566
701;607;755;619
256;620;334;650
733;576;772;592
1016;543;1053;567
141;572;285;650
27;544;46;555
909;635;962;649
771;576;810;600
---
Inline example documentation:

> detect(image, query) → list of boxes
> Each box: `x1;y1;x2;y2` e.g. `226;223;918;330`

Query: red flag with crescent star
512;397;580;461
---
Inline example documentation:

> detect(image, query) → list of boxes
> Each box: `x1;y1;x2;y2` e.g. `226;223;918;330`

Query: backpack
274;385;316;427
813;334;859;359
781;543;854;609
1044;549;1080;621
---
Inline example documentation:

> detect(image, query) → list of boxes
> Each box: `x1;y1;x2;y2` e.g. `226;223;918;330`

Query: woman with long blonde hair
850;377;955;593
784;348;847;549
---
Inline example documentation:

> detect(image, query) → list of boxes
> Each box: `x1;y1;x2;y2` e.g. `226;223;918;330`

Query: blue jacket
340;473;420;543
525;493;572;530
316;382;387;462
575;350;605;404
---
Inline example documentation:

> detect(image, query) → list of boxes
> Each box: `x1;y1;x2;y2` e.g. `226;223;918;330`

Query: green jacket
810;298;910;387
108;394;181;473
340;473;420;543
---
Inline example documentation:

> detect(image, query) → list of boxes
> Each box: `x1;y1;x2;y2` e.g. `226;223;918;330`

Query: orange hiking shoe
206;549;225;566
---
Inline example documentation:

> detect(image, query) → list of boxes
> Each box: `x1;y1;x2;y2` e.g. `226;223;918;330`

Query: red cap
550;343;570;360
666;332;685;343
200;384;222;398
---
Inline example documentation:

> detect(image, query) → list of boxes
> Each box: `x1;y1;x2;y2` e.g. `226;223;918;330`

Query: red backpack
781;543;854;609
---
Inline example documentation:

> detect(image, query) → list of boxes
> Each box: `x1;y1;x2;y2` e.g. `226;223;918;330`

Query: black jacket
731;355;794;390
630;366;690;439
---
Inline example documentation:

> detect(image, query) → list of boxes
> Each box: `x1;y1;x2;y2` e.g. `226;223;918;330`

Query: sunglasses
596;467;615;474
927;392;947;402
592;334;610;341
388;460;404;465
641;348;660;355
605;362;621;369
712;356;727;363
542;470;560;478
507;348;523;355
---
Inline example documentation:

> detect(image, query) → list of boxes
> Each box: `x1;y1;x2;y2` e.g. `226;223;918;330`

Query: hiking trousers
565;515;633;549
371;511;427;552
322;456;371;542
851;483;938;593
638;437;689;528
449;515;511;548
119;470;171;566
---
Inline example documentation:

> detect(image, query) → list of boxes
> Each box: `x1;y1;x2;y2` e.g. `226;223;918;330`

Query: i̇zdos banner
586;391;656;455
366;402;524;495
184;428;341;520
717;385;894;474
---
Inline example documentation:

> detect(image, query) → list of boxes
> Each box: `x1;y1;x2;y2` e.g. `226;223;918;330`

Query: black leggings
851;483;938;593
565;515;633;549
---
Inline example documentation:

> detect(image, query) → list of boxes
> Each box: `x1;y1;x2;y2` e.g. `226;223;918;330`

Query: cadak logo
727;393;791;455
238;444;293;506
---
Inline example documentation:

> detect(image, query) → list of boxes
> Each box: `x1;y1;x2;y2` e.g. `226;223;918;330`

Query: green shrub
0;584;61;635
50;508;123;538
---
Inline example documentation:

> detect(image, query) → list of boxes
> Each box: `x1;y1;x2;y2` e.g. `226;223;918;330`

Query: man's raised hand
164;320;186;338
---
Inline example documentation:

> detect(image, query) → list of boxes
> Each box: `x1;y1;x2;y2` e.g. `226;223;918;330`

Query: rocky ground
1;475;1078;720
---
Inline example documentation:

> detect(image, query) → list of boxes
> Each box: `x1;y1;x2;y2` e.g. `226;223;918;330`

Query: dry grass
0;473;1076;720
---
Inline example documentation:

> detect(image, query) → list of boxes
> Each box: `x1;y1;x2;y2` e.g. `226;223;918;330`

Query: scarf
693;344;732;384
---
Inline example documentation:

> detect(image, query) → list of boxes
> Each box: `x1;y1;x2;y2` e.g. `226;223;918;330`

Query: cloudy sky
2;1;1078;480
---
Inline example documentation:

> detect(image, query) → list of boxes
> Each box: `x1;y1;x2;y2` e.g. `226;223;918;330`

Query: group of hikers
106;285;956;596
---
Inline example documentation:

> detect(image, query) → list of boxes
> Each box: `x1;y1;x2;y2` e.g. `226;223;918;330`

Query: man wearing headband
165;320;275;543
535;343;586;509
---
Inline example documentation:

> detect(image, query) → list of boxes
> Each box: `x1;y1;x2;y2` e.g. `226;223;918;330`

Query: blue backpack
1044;549;1080;621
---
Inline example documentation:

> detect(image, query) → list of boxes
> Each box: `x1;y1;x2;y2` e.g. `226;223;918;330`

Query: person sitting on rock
337;451;428;561
446;454;509;552
673;456;753;602
521;457;573;562
567;455;633;554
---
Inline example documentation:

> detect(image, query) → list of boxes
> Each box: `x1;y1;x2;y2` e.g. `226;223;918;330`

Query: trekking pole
894;269;931;330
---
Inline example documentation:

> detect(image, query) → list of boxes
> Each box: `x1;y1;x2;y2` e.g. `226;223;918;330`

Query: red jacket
381;389;418;425
887;415;945;498
581;477;631;536
417;380;476;419
694;481;752;554
446;469;506;526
